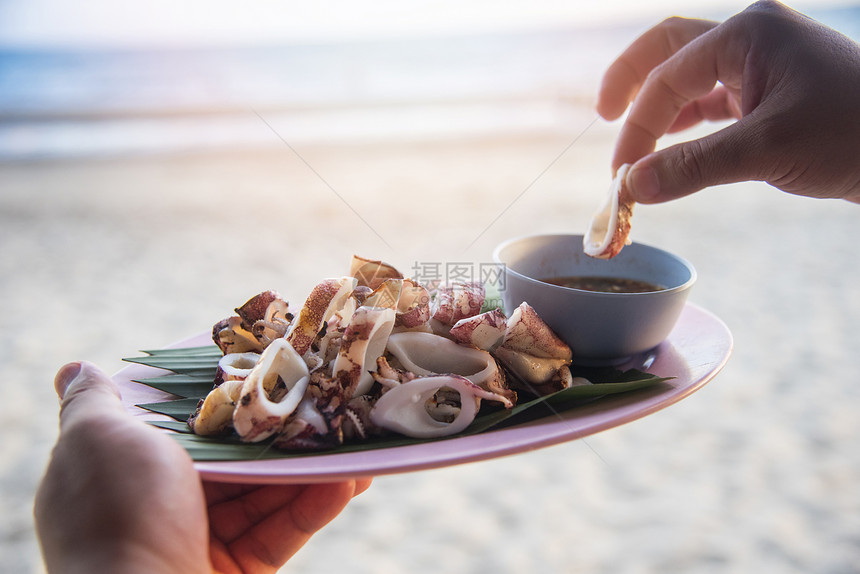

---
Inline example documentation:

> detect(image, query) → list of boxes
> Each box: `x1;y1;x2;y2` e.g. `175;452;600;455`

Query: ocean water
0;5;858;160
0;27;629;160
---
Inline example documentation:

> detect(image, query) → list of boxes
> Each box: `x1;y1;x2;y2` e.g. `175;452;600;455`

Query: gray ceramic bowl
493;234;696;364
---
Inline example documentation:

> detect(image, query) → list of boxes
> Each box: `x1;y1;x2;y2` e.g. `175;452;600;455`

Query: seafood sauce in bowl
493;234;696;364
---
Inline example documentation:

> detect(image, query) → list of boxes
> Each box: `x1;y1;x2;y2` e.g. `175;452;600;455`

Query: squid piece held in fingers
232;338;311;442
584;163;635;259
369;374;512;439
286;276;358;356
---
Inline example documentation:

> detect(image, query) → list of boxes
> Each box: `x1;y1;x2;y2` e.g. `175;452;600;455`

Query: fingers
612;26;752;171
597;57;639;121
354;477;373;495
287;481;362;535
604;1;860;202
617;3;829;202
203;481;261;506
213;481;362;571
607;9;760;173
54;362;83;397
667;85;742;133
597;16;718;121
626;117;765;203
54;361;127;429
208;484;306;543
208;478;372;570
205;477;372;541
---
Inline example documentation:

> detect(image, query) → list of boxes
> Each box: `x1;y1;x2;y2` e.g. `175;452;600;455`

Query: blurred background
2;1;859;572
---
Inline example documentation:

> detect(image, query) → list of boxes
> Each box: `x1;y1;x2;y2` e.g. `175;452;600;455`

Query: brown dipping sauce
540;275;665;293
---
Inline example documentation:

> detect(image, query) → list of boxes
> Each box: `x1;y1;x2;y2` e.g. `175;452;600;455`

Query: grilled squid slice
501;302;572;361
235;291;283;330
211;291;291;353
232;338;311;442
188;379;245;436
431;281;486;326
495;302;572;388
395;279;431;329
385;331;515;405
332;305;397;399
286;276;358;356
350;255;403;289
493;348;571;386
217;352;261;382
252;297;292;345
449;308;507;351
212;316;263;355
369;374;511;438
362;278;402;309
584;163;634;259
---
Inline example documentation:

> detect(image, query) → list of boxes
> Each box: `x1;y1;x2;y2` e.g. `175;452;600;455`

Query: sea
0;4;858;161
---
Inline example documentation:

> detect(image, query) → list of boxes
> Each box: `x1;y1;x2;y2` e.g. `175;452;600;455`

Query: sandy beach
1;109;859;573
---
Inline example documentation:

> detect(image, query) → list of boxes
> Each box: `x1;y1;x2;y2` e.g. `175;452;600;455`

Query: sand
2;122;859;573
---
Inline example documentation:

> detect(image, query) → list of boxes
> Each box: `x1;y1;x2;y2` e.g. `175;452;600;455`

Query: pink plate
116;302;732;484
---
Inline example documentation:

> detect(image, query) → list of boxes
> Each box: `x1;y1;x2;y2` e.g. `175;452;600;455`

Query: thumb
54;361;127;429
625;119;766;203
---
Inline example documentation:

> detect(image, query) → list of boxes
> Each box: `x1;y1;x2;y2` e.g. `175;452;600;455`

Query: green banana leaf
125;345;672;461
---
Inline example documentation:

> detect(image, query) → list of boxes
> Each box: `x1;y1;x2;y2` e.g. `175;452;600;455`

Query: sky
1;0;843;49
